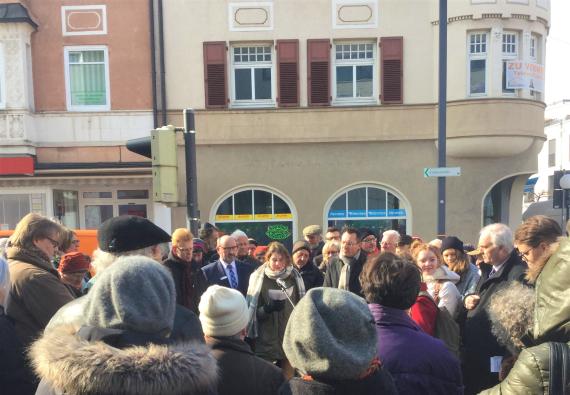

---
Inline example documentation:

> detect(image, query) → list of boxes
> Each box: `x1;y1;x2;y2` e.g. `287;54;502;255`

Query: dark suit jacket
323;251;367;297
202;259;255;296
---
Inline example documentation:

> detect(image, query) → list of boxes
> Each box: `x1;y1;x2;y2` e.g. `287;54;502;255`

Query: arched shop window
213;187;295;250
326;185;409;236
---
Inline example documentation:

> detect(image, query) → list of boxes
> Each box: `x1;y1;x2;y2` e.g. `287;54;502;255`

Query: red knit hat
58;252;90;274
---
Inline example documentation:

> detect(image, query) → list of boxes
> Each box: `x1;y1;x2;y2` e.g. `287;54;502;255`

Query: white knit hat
199;285;249;337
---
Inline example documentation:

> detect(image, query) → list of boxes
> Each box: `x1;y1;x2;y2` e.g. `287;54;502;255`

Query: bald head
216;235;238;263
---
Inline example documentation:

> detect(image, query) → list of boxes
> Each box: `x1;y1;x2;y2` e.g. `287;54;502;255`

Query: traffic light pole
437;0;447;237
184;109;200;236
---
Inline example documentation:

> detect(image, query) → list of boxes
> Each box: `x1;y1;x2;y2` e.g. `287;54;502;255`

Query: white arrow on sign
424;167;461;178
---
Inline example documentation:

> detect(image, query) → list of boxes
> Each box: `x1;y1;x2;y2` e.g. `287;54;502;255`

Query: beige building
159;0;549;247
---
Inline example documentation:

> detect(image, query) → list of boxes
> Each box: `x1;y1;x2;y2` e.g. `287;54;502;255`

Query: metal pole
183;109;200;236
437;0;447;236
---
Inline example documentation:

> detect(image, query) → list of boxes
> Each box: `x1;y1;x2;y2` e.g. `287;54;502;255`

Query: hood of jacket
533;237;570;344
424;265;460;283
30;325;217;395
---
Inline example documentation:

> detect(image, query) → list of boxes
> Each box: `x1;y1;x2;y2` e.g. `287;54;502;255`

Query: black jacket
202;259;255;296
162;252;208;314
296;262;324;291
323;251;367;297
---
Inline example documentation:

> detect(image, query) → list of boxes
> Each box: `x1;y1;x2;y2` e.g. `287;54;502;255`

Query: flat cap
303;225;322;236
97;216;171;253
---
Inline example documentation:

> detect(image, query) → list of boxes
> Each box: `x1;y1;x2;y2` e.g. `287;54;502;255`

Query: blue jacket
369;304;463;395
202;259;254;296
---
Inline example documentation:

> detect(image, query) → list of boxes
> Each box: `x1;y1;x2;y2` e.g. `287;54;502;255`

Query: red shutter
307;39;330;106
277;40;299;107
380;37;403;104
203;42;227;109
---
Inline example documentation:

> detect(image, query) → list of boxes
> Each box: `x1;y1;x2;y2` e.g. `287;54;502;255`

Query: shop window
213;187;294;250
53;190;79;229
0;193;46;230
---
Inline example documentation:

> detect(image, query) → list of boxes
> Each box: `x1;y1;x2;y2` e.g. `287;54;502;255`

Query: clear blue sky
545;0;570;104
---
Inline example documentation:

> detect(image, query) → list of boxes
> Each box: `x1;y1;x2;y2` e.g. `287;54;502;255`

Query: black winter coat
296;262;324;291
322;251;367;297
162;252;208;315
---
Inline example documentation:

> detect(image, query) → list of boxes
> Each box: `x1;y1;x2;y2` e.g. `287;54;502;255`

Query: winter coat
207;336;284;395
45;295;205;342
323;251;367;297
239;254;262;268
0;307;37;394
6;247;75;347
30;325;217;395
369;303;463;394
455;263;480;299
162;252;209;314
296;262;324;291
202;259;255;296
409;282;438;335
462;250;527;394
480;238;570;394
278;368;398;395
425;265;462;317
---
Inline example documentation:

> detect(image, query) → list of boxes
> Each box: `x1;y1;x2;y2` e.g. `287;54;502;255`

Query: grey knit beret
283;287;377;380
83;255;176;336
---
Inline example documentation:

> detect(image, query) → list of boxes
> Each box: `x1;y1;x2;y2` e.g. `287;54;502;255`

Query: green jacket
480;237;570;394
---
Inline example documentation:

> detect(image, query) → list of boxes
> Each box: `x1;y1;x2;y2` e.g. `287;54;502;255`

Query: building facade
0;1;171;231
161;0;549;245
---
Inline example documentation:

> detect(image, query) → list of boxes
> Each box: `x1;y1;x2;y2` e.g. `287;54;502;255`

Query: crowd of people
0;212;568;394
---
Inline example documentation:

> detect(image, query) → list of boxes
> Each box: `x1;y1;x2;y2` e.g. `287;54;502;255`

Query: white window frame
64;45;111;112
0;43;6;109
230;44;276;108
502;31;518;96
332;41;377;105
467;31;488;97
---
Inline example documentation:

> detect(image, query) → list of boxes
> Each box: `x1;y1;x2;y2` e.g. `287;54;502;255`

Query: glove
263;299;285;314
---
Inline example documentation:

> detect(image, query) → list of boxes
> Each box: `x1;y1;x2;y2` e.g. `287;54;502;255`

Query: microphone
276;279;296;308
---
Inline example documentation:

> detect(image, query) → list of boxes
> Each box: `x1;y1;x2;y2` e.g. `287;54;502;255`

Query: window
230;45;275;107
502;32;518;94
0;193;46;230
548;139;556;167
64;46;110;111
326;185;409;235
530;35;537;61
0;43;5;108
333;42;376;104
213;187;295;250
468;32;488;95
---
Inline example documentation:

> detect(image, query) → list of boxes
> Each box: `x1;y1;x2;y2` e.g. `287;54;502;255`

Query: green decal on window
266;224;291;240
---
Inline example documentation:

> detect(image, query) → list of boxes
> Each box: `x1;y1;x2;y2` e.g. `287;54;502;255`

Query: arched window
325;184;409;236
212;187;296;250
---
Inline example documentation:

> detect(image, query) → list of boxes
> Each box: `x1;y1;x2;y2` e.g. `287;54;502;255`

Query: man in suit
462;223;528;395
202;235;255;296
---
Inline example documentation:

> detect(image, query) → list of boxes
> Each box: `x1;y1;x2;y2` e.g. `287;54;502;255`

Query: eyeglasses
326;250;339;255
221;246;238;251
516;247;533;261
176;247;192;253
362;237;377;243
46;237;60;248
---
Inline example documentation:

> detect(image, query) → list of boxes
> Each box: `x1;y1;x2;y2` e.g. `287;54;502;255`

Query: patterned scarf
246;263;306;339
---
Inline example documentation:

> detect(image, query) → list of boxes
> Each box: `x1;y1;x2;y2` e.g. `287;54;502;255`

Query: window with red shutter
203;42;228;109
277;40;299;107
332;41;377;105
380;37;403;104
230;44;276;108
307;39;330;106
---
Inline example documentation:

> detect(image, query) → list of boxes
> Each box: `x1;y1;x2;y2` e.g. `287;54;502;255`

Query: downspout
158;0;167;126
149;0;158;128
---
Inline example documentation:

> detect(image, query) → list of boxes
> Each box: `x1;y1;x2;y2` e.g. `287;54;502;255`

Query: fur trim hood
30;325;217;395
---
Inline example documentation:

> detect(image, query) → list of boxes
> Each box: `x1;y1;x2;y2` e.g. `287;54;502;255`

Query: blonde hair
10;213;63;249
322;240;341;264
411;242;443;268
172;228;193;247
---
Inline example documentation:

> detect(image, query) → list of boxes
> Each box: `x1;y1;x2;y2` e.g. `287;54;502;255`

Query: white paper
490;356;503;373
268;289;287;301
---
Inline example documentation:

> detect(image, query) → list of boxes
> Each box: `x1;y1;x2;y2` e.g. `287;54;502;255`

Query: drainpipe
158;0;167;126
149;0;158;128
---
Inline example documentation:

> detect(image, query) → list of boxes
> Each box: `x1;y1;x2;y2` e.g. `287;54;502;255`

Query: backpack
419;288;461;359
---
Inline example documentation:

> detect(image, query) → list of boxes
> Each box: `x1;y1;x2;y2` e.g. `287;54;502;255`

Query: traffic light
126;125;178;204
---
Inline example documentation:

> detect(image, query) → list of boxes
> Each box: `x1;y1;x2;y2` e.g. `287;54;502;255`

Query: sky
545;0;570;104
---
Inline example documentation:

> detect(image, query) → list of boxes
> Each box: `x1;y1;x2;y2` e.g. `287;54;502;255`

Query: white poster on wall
506;61;545;92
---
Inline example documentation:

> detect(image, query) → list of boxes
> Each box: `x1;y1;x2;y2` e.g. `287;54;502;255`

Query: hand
264;299;285;314
464;294;480;310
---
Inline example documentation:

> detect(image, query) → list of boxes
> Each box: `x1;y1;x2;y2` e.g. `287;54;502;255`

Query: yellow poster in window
274;213;293;219
254;214;273;220
235;214;253;221
215;215;234;221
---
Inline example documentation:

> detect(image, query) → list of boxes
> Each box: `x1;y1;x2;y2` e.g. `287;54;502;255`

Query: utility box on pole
151;125;178;204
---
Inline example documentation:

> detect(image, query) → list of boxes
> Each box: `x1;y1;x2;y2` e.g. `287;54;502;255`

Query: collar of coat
30;324;218;395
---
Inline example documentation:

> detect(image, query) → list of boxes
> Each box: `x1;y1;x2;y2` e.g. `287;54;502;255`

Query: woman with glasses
5;213;75;349
246;241;306;378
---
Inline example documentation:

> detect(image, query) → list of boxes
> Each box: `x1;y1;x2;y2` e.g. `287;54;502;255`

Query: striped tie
228;265;238;289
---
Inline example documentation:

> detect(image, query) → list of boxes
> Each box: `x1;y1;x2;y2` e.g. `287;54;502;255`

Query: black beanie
441;236;464;253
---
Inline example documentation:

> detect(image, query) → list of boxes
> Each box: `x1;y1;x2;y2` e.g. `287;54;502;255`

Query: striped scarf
246;263;306;339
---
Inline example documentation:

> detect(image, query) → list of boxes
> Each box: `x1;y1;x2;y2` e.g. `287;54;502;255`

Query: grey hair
231;229;248;239
480;223;514;253
383;230;401;243
90;245;157;275
0;258;10;308
487;281;534;354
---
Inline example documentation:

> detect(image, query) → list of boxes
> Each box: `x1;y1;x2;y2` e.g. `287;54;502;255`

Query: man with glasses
380;230;400;254
202;235;255;296
162;228;208;315
462;223;527;395
323;227;367;297
360;228;379;256
232;229;261;268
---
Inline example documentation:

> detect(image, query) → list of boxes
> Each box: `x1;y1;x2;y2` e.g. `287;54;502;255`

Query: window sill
332;98;378;107
67;105;111;112
230;101;276;109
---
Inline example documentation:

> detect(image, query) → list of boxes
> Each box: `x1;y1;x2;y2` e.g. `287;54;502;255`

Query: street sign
424;167;461;178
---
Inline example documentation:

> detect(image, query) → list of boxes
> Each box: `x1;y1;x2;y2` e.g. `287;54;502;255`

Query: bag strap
549;342;569;395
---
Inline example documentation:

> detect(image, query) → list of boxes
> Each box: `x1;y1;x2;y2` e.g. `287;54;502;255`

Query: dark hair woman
441;236;480;299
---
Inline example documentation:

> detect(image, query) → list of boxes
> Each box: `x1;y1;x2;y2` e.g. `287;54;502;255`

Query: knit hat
58;252;90;274
193;238;205;252
359;228;377;240
83;256;176;336
97;216;171;253
254;245;268;258
292;240;311;255
283;288;377;380
303;225;322;236
199;285;249;337
441;236;464;253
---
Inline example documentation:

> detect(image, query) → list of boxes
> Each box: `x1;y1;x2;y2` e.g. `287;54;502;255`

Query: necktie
489;268;497;278
228;265;238;289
